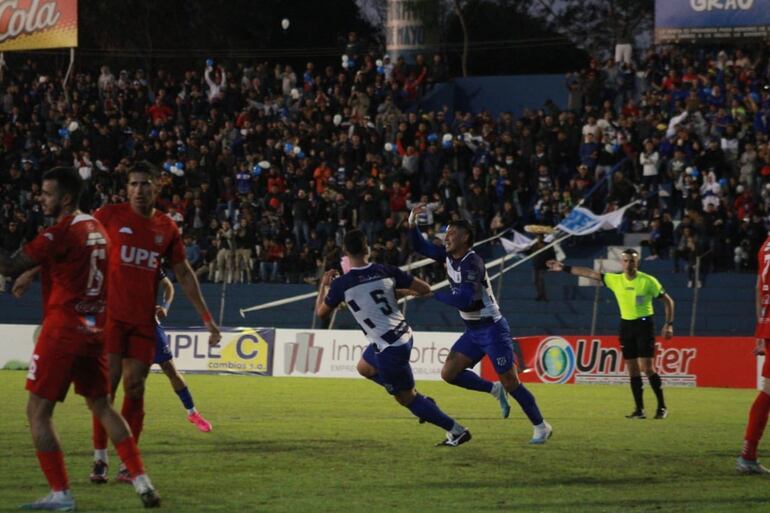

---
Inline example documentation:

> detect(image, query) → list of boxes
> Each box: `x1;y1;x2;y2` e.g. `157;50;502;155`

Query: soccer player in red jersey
2;167;160;510
738;234;770;474
89;161;221;483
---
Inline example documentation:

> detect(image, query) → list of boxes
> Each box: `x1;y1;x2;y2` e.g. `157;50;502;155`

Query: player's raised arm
408;204;446;262
397;275;433;299
172;260;221;346
546;259;603;282
315;269;339;319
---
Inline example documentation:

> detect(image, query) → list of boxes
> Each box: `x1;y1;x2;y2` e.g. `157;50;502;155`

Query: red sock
36;450;69;492
115;436;145;478
743;391;770;460
92;414;108;452
121;396;145;444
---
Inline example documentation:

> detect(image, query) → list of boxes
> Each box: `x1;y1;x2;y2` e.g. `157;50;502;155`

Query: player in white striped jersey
409;205;552;444
315;230;471;446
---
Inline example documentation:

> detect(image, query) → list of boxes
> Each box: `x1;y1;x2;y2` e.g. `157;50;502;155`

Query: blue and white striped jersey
410;227;502;323
445;250;502;322
324;263;414;350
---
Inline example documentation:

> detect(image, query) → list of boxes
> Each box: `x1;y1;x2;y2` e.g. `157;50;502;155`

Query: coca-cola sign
0;0;76;51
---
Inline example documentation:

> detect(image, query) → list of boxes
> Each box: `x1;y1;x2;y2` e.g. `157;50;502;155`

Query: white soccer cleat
19;490;75;511
736;456;770;475
529;421;553;445
132;474;161;508
491;382;511;419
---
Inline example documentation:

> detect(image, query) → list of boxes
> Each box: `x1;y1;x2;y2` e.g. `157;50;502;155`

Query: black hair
343;229;367;257
448;219;475;246
622;248;639;258
128;160;159;181
42;167;83;206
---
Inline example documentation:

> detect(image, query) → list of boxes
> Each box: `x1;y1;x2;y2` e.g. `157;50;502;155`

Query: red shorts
105;317;156;365
25;332;109;403
763;339;770;379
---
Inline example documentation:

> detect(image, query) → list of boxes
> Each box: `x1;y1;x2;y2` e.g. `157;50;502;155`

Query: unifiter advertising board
481;335;758;389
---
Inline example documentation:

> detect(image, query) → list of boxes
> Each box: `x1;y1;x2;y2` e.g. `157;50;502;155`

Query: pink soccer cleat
187;411;212;432
116;464;132;484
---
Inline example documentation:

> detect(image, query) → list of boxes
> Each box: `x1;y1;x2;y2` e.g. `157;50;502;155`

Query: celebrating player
3;167;159;510
409;206;552;444
736;233;770;474
154;270;212;432
90;161;221;483
316;229;472;446
548;249;674;419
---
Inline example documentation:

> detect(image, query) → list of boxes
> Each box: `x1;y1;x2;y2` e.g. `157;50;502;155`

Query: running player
315;229;472;446
154;270;212;432
737;233;770;474
548;249;674;419
90;161;221;483
408;206;552;444
3;167;159;510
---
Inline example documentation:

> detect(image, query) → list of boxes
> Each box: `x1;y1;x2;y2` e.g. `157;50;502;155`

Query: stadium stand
0;44;765;335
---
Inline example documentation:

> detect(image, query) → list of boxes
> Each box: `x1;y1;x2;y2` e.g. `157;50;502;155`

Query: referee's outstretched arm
546;259;602;282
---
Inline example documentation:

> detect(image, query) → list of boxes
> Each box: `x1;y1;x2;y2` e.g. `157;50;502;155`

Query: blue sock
510;385;544;426
449;370;494;393
407;394;455;431
175;386;195;411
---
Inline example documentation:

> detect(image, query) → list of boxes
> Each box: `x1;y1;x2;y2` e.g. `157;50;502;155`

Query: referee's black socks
630;376;644;412
647;373;666;409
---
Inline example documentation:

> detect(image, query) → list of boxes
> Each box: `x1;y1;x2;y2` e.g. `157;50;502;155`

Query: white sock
534;421;546;430
490;382;502;397
94;449;108;462
450;422;465;436
186;407;197;415
132;473;154;493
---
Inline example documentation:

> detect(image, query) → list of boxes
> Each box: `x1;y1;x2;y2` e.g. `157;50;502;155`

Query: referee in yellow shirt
547;248;675;419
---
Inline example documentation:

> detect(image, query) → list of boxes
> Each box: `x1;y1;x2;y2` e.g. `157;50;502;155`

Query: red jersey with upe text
756;236;770;338
95;203;185;327
23;213;109;348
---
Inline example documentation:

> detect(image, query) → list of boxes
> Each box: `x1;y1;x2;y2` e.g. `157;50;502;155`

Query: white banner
272;329;475;380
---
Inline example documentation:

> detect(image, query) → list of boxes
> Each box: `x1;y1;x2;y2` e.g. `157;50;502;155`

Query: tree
530;0;654;58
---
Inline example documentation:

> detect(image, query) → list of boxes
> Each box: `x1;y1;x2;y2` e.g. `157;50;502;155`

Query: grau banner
655;0;770;43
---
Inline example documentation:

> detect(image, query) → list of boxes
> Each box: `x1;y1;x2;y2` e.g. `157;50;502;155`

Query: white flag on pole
555;205;630;236
500;230;535;254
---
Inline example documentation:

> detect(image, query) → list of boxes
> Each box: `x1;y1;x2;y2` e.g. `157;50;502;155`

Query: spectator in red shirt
148;98;173;124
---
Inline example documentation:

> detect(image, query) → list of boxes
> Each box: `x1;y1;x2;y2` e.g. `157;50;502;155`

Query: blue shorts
452;317;514;374
362;340;415;395
153;324;173;365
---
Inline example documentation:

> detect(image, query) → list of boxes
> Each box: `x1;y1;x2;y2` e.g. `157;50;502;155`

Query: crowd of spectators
0;36;769;288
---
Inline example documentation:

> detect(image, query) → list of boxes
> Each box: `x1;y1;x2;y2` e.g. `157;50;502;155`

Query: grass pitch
0;372;767;512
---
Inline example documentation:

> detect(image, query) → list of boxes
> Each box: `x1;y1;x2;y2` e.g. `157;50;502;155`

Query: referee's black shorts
618;317;656;359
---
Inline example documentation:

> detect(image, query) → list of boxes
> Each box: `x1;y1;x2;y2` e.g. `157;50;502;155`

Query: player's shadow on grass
412;475;666;490
521;496;769;511
143;438;390;455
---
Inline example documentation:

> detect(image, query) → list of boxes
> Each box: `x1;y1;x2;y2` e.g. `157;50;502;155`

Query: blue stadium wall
419;75;567;117
1;258;754;337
